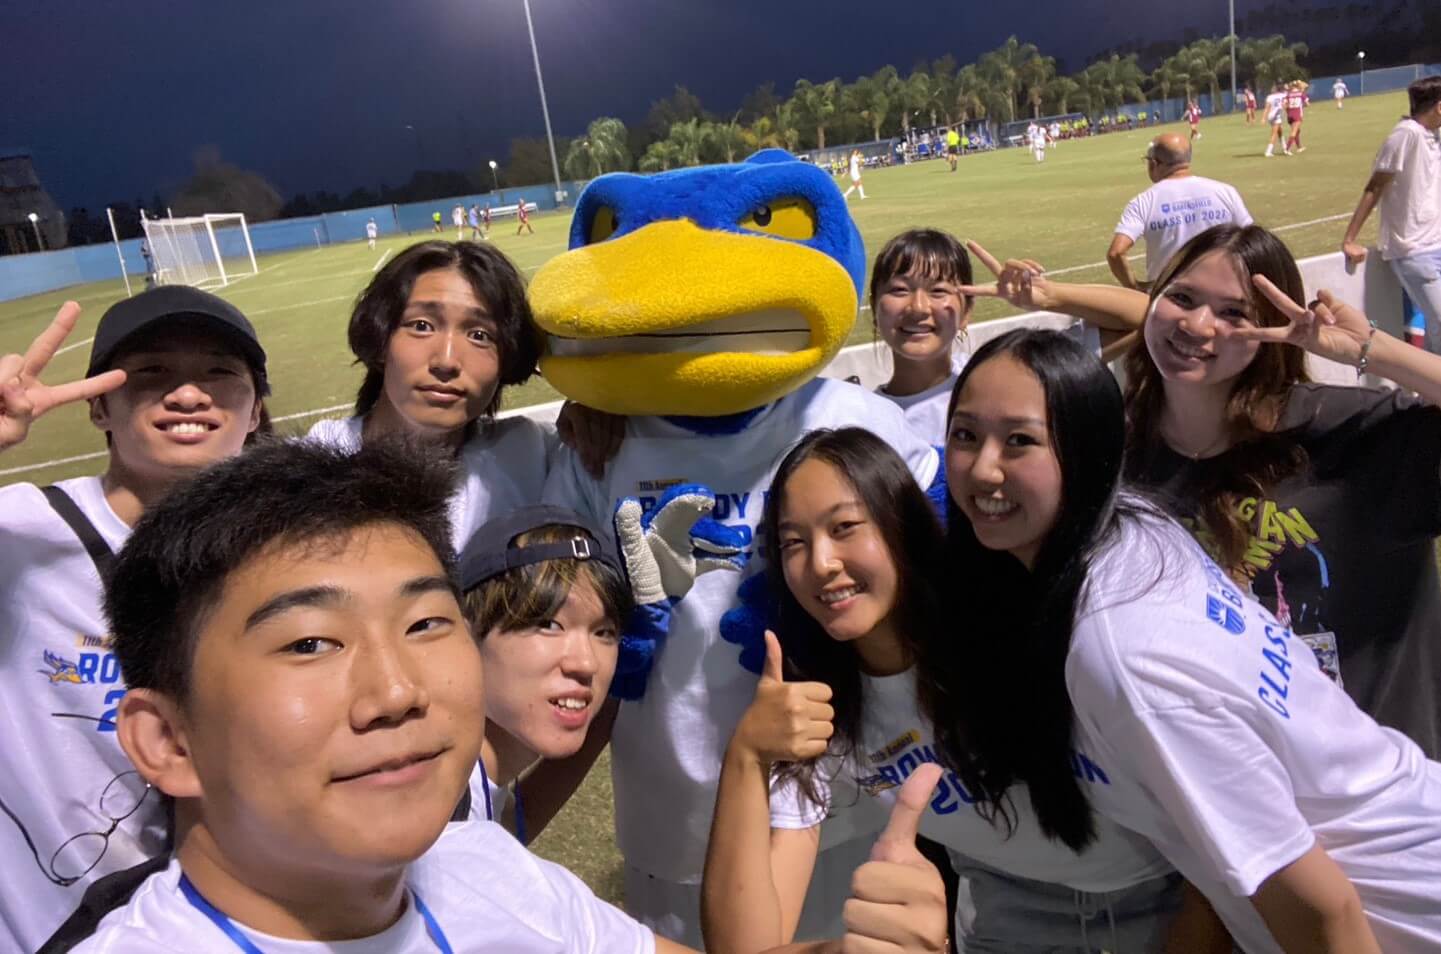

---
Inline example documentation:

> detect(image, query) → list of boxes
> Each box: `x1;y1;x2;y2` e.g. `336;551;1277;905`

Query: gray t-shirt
1130;383;1441;758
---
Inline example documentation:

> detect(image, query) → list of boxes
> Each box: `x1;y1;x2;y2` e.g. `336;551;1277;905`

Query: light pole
488;159;500;193
26;212;43;251
1228;0;1237;111
521;0;565;205
1358;51;1366;95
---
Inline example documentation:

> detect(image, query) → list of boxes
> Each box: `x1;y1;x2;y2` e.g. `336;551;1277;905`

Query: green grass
0;92;1406;903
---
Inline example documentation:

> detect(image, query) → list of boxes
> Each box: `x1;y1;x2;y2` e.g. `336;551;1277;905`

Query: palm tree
1045;75;1081;114
848;66;898;141
898;69;931;134
977;36;1042;124
705;114;748;163
1147;58;1189;104
665;119;706;167
1085;54;1147;113
774;99;802;152
954;63;992;124
927;55;959;126
561;117;631;179
1176;37;1231;109
793;78;841;149
1239;35;1309;92
1020;54;1057;118
638;139;682;173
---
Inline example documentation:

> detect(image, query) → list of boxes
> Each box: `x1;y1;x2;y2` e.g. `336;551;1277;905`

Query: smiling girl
944;327;1441;953
870;230;974;442
308;241;550;549
701;427;1188;954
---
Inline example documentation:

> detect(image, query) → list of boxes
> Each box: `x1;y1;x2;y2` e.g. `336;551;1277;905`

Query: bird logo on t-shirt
38;649;84;685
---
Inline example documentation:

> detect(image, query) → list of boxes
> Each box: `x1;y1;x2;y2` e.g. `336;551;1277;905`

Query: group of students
3;205;1441;953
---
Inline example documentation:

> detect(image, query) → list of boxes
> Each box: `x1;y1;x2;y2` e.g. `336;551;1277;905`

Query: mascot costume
534;149;942;945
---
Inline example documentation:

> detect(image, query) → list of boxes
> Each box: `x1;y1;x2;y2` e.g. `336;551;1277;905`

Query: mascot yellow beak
531;218;857;417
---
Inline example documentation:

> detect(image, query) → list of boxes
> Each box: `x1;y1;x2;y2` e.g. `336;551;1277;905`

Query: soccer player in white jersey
841;149;866;200
0;287;269;953
1264;83;1289;157
1333;78;1349;108
67;438;949;953
366;217;378;250
944;328;1441;954
452;204;465;239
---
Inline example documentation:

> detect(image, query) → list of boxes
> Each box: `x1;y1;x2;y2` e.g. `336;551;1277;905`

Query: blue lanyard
476;758;526;845
179;873;454;954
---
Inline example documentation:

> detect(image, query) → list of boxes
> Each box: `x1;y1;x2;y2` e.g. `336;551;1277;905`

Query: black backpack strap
37;854;171;953
40;486;116;579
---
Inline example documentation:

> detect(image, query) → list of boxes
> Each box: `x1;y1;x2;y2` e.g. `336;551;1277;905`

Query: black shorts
947;145;959;155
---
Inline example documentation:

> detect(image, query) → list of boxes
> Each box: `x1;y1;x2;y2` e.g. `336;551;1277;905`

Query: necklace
1161;422;1231;461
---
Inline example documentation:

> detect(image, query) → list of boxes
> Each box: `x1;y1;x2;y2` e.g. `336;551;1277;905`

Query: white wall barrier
503;251;1405;428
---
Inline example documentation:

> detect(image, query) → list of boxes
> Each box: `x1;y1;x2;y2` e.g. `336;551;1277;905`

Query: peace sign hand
1240;276;1374;368
0;302;127;453
957;240;1058;311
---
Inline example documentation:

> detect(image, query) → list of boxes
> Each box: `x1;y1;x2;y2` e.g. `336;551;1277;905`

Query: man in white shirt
1341;75;1441;351
68;438;948;953
0;287;269;952
1107;132;1254;290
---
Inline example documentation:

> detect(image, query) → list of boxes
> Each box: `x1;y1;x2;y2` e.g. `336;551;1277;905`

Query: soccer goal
141;213;259;289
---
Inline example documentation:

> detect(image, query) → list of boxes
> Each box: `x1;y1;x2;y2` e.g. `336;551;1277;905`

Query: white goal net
141;213;258;289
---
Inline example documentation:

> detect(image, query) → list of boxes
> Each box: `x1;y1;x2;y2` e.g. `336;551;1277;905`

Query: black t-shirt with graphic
1132;383;1441;758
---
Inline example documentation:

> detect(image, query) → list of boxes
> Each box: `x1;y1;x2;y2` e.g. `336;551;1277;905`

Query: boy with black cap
0;287;269;952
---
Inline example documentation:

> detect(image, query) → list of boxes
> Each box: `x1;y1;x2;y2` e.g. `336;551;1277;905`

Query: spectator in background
1107;132;1253;290
1341;75;1441;351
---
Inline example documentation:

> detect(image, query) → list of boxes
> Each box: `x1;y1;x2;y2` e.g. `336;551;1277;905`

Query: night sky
6;0;1240;210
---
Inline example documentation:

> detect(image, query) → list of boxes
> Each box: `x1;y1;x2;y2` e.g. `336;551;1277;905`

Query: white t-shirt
452;207;464;226
1066;511;1441;954
877;372;958;446
770;669;1173;893
466;761;512;825
366;222;378;238
1333;81;1349;98
0;477;170;953
542;377;939;882
1264;92;1286;123
1115;175;1254;281
73;820;655;953
1372;118;1441;260
849;155;861;180
305;415;554;551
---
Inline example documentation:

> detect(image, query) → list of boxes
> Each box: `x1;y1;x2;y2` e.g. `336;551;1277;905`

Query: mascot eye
739;198;816;240
588;206;619;244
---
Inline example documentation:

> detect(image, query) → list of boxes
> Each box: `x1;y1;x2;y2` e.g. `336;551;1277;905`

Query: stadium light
1358;51;1366;95
1228;0;1237;111
27;211;43;251
521;0;566;205
488;159;500;193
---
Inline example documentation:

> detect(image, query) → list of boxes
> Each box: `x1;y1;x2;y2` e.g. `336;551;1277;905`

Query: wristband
1356;319;1378;378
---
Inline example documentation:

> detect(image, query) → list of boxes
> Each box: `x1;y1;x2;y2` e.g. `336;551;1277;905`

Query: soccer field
0;91;1404;488
0;91;1411;904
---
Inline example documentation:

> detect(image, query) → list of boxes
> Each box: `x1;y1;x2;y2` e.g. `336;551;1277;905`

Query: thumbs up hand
840;763;949;953
731;631;835;766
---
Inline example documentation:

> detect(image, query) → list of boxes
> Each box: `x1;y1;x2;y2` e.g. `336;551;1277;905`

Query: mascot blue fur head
529;149;865;417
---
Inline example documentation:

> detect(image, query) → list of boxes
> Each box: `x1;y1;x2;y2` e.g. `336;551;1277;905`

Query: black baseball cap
87;286;269;394
459;505;621;590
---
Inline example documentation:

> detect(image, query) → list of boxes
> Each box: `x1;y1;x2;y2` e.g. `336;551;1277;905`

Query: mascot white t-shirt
544;377;939;883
